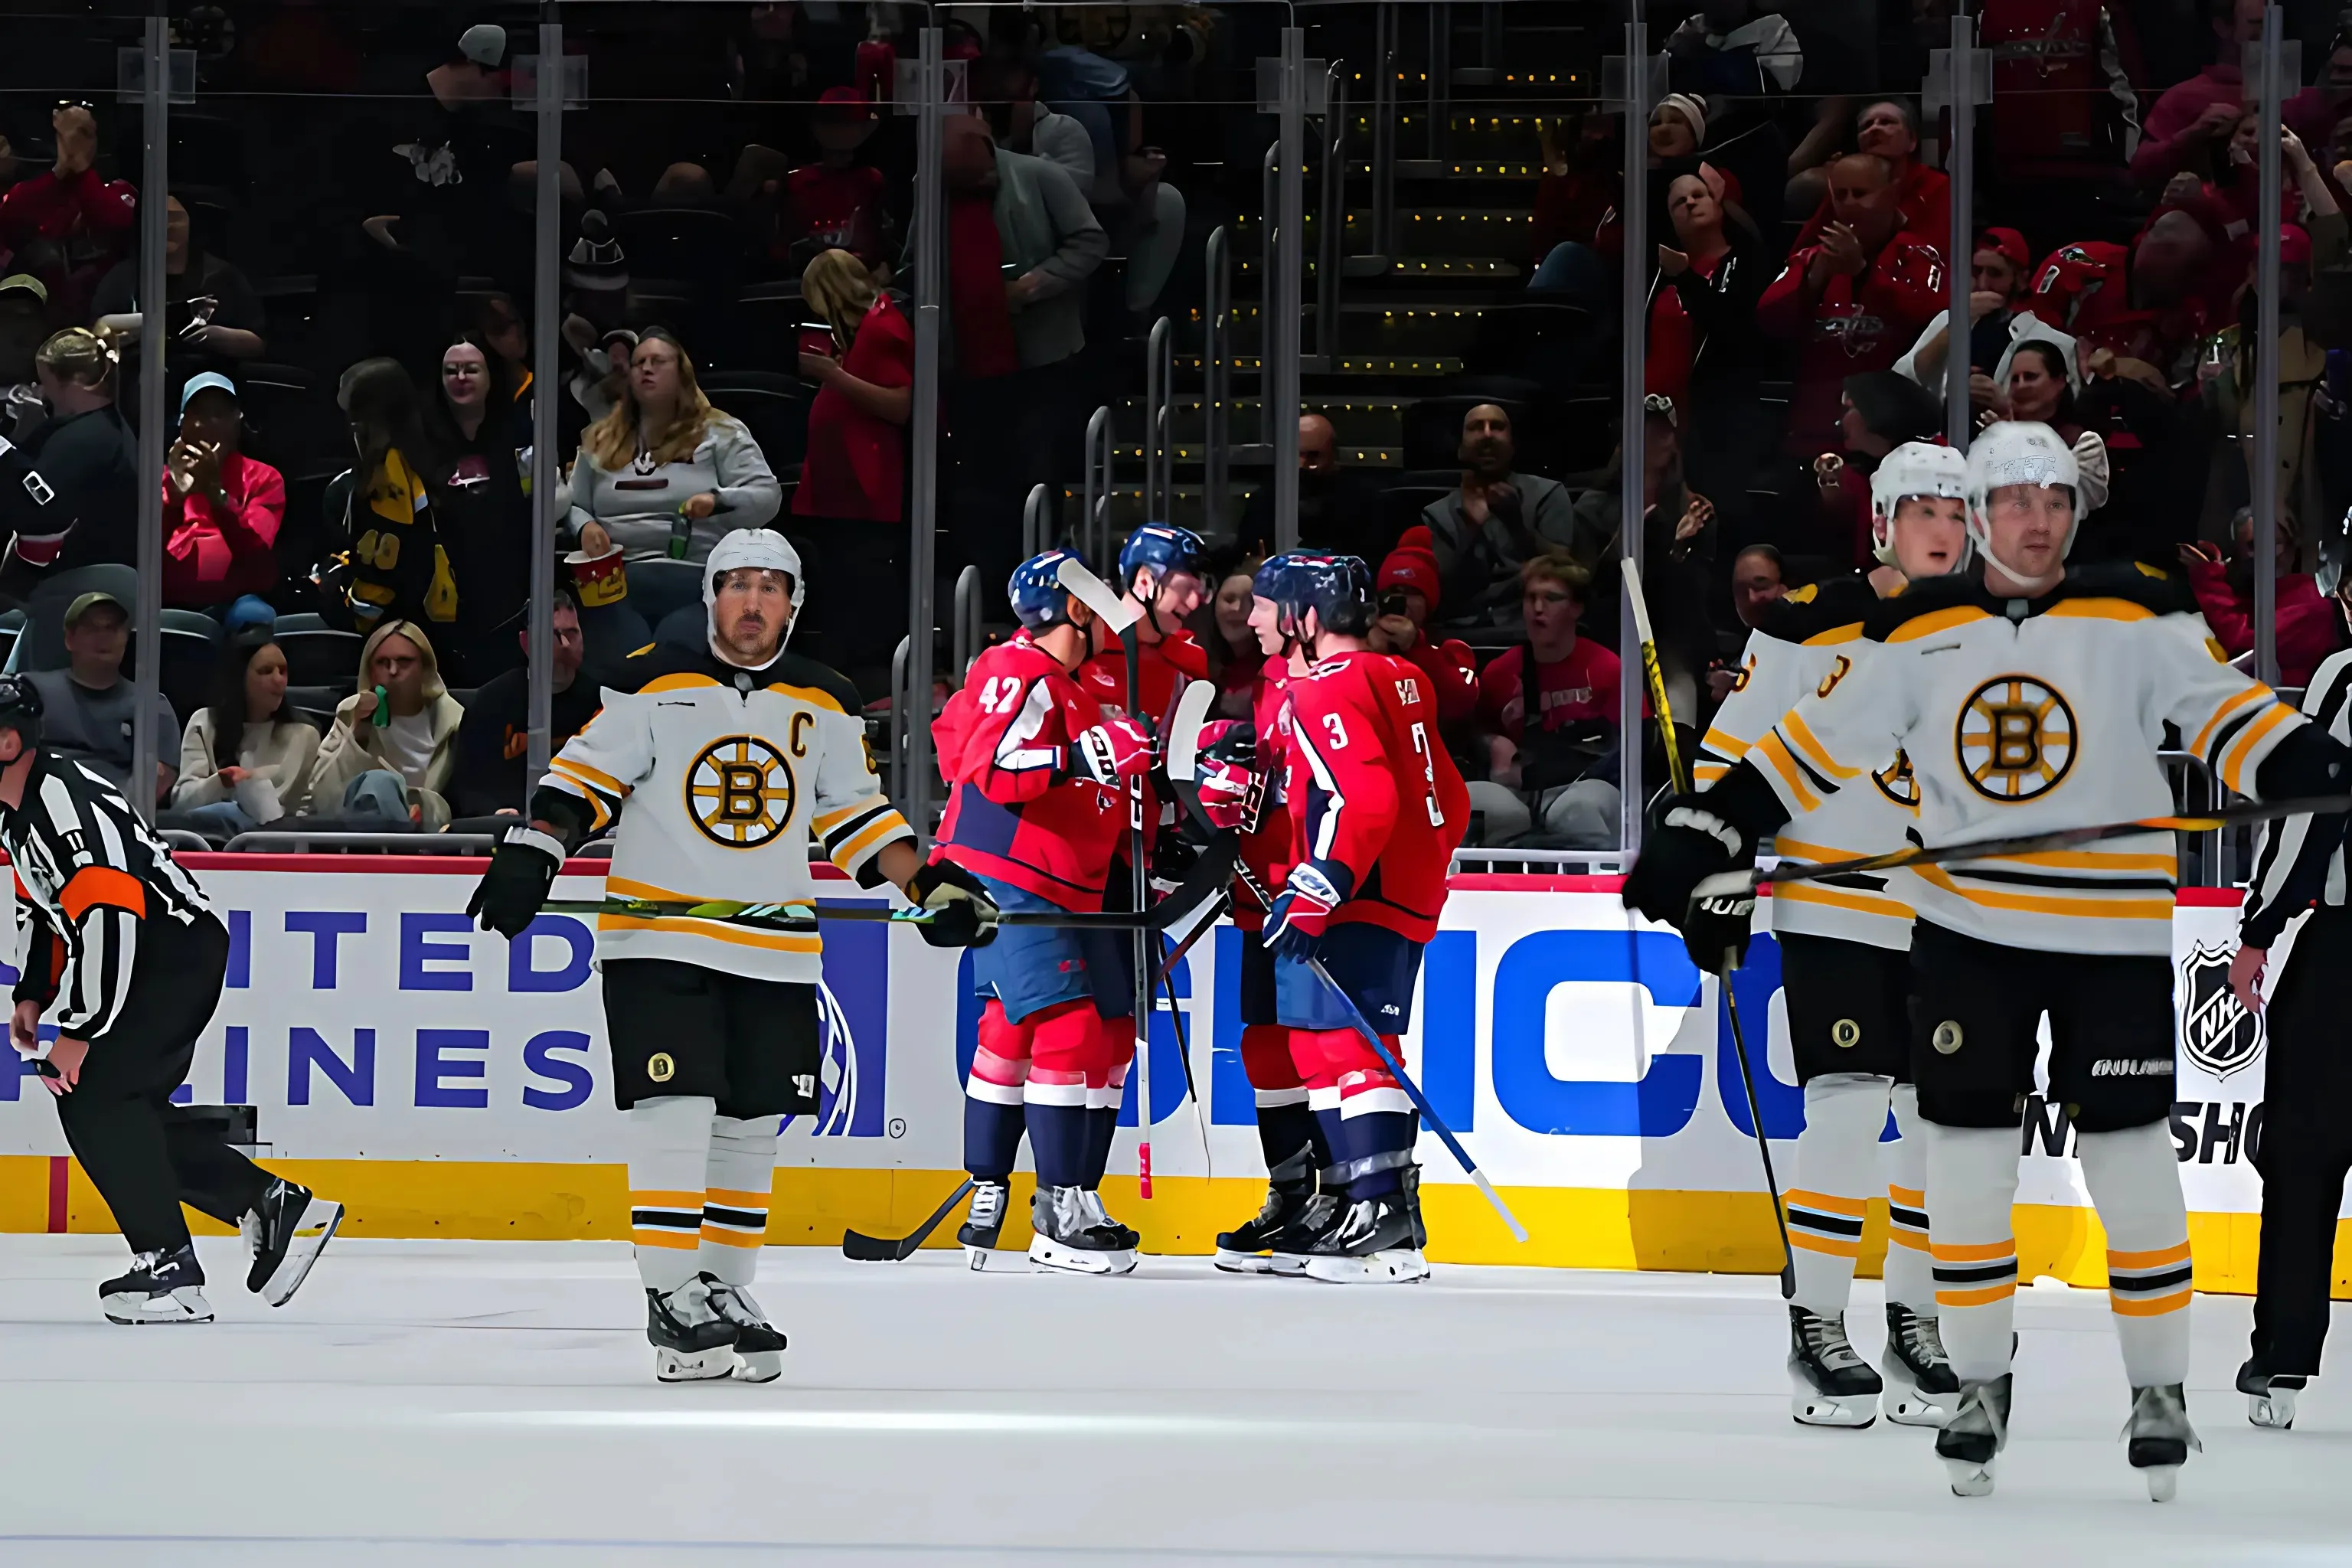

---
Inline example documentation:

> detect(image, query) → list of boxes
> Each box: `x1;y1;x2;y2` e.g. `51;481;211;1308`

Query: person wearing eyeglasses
0;101;136;323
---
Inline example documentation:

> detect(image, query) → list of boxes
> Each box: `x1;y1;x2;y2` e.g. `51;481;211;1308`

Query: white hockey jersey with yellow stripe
1699;576;1917;950
1744;564;2305;956
535;642;913;982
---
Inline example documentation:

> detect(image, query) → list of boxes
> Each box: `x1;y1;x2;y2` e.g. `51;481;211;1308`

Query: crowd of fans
4;1;2352;851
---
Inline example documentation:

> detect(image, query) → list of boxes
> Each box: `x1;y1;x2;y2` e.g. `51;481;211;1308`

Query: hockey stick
1692;789;2352;901
1162;741;1528;1243
542;898;1167;933
1627;560;1795;1298
1059;554;1159;1198
841;1178;975;1262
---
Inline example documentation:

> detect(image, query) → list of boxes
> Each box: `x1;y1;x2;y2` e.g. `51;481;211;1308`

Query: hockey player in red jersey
931;550;1156;1274
1077;524;1211;724
1201;558;1321;1272
1261;554;1469;1283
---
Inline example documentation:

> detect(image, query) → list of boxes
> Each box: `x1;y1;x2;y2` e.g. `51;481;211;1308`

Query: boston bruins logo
1873;747;1919;809
686;736;797;848
1956;675;2076;802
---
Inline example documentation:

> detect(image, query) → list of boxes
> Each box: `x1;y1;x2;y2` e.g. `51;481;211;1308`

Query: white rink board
0;864;2299;1216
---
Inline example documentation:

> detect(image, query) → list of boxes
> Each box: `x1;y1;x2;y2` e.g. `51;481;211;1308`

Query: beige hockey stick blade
1162;678;1217;784
1055;556;1139;635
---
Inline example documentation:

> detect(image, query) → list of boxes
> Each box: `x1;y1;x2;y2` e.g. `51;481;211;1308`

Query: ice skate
1079;1187;1139;1252
646;1277;737;1382
2122;1382;2201;1501
100;1243;213;1325
957;1180;1018;1272
701;1274;786;1383
242;1178;342;1307
1879;1303;1958;1426
2238;1357;2305;1431
1027;1184;1136;1276
1936;1374;2012;1496
1268;1187;1342;1276
1214;1151;1317;1274
1787;1305;1881;1428
1303;1193;1425;1285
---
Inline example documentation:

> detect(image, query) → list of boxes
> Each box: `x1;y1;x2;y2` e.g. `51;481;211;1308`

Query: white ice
2;1236;2347;1566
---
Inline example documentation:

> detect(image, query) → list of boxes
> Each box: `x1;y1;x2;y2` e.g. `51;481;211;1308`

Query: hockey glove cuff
1264;860;1350;960
906;859;1001;949
468;825;566;940
1621;795;1759;974
1069;714;1156;787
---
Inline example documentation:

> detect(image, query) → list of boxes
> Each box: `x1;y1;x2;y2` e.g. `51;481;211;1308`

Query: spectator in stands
425;333;533;686
1807;371;1943;566
1530;112;1621;298
0;273;48;439
933;113;1106;593
1422;403;1574;621
1788;100;1951;256
2133;0;2339;191
1467;554;1624;847
2182;508;2342;687
161;372;283;617
1978;0;2141;234
979;54;1095;185
777;89;897;282
1896;227;2036;407
1034;38;1185;314
794;247;913;692
1241;414;1391;563
332;358;459;643
1666;0;1804;94
0;327;137;593
1758;153;1946;462
0;103;134;324
564;328;780;564
1566;395;1715;716
1207;559;1265;720
1651;168;1772;528
90;194;266;413
445;590;598;821
309;619;463;830
1710;541;1790;702
27;590;178;805
1368;544;1478;724
168;627;321;841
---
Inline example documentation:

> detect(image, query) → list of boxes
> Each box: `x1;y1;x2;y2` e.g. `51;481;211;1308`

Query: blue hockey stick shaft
1302;954;1529;1244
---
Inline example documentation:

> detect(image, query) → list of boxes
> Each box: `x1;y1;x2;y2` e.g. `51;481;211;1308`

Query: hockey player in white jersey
466;528;998;1382
1628;423;2352;1499
1696;441;1965;1429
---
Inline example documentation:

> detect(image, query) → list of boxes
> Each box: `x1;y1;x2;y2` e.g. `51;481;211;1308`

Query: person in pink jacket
161;373;283;617
2180;509;2344;690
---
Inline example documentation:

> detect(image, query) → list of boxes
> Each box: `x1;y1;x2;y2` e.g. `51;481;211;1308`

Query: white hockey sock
2077;1122;2193;1388
1785;1073;1891;1316
628;1095;717;1294
1882;1083;1934;1314
699;1114;781;1288
1924;1122;2021;1383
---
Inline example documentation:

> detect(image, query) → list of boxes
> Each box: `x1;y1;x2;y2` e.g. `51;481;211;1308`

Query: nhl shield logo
2179;940;2264;1081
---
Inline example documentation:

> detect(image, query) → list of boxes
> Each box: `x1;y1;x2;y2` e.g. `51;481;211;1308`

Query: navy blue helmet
1119;524;1208;588
1253;552;1374;639
1008;549;1087;631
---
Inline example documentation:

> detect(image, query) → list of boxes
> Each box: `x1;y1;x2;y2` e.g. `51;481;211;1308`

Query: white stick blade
1164;679;1216;782
1622;557;1658;648
1056;557;1138;634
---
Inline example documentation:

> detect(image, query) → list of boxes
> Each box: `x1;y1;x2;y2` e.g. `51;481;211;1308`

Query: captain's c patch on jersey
687;735;798;847
1957;675;2076;801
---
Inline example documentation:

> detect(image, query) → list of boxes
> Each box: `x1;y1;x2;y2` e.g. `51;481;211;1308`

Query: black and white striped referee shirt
6;753;210;1039
2242;648;2352;950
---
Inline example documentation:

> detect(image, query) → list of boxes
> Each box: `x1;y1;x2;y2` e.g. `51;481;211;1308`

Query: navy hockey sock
1312;1106;1344;1175
1025;1102;1089;1189
962;1096;1024;1184
1257;1102;1315;1171
1081;1106;1117;1190
1339;1109;1414;1200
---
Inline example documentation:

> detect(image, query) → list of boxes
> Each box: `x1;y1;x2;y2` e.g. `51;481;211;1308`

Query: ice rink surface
3;1236;2349;1567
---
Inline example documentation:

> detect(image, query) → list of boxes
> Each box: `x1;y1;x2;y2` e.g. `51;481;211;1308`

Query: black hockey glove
467;825;566;939
906;859;1001;949
1620;796;1756;975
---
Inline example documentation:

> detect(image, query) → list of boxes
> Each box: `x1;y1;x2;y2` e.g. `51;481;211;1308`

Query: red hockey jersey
1280;649;1469;942
933;632;1126;910
1757;232;1948;456
1076;626;1209;728
1234;655;1298;934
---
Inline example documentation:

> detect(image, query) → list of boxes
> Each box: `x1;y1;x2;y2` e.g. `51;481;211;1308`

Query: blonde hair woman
308;619;466;830
11;327;139;575
792;247;913;687
561;328;779;564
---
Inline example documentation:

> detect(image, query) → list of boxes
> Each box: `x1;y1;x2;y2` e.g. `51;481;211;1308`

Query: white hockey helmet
1868;441;1969;569
704;528;806;647
1963;420;2079;593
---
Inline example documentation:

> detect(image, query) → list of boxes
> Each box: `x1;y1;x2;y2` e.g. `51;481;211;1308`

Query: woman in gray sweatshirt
560;328;780;563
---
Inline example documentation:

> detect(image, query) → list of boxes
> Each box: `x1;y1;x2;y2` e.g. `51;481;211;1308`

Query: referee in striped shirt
2231;642;2352;1428
0;674;340;1324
